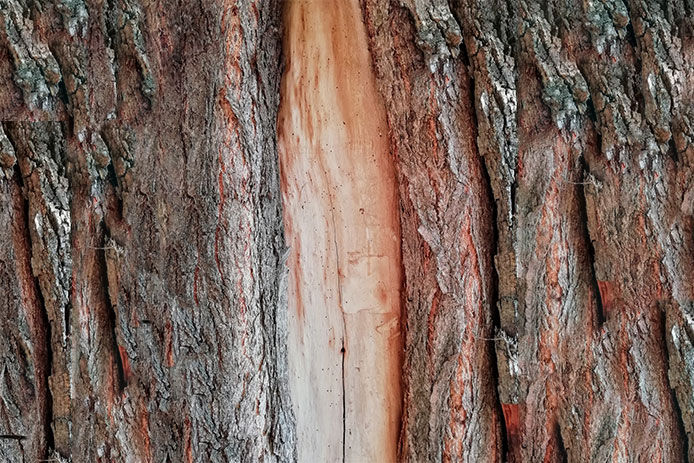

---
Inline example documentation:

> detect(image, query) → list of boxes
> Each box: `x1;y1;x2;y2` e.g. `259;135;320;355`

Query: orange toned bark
501;403;522;463
597;280;618;315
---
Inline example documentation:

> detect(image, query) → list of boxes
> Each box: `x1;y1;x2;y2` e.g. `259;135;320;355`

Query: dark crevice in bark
668;360;690;462
555;423;568;463
659;306;690;461
667;138;679;163
576;156;605;326
586;97;598;124
595;130;604;162
458;29;510;457
12;165;55;458
625;22;637;48
467;74;510;461
64;299;71;341
56;80;69;106
106;163;119;188
0;435;27;440
510;174;517;222
97;230;126;391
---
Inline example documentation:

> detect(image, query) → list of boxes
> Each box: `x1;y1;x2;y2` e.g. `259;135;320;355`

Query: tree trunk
1;0;693;462
0;1;293;461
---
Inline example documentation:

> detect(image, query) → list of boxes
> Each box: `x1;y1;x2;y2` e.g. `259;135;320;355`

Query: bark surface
1;0;693;462
361;0;694;461
0;1;293;462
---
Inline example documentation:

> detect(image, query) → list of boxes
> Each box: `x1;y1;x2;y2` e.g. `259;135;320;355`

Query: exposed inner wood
278;1;402;461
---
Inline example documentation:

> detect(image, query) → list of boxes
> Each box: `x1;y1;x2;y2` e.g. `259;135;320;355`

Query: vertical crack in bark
659;306;690;461
97;230;126;391
477;146;509;460
458;30;510;457
576;156;605;326
465;53;509;458
11;165;54;459
555;422;568;463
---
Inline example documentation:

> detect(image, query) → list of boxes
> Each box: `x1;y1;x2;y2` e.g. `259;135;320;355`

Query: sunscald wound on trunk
279;1;402;461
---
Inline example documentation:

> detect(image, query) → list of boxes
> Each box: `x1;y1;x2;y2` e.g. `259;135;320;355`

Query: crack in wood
477;134;510;461
97;234;127;390
10;165;54;459
323;171;348;463
577;155;605;326
660;305;690;461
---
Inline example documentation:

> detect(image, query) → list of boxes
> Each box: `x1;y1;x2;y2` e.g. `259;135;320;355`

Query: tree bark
360;0;694;461
0;1;293;462
1;0;694;462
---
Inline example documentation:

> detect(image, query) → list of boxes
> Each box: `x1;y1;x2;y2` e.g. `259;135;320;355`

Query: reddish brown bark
1;1;293;462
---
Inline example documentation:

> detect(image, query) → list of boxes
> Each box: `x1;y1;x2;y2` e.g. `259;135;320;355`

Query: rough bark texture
361;3;505;462
2;0;694;462
360;0;694;461
0;1;293;462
